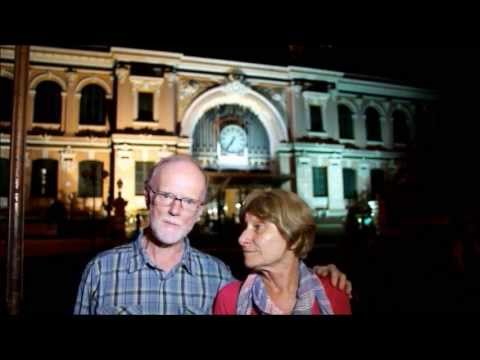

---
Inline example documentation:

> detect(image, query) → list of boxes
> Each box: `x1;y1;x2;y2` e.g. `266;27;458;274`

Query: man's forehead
153;160;206;192
156;160;203;179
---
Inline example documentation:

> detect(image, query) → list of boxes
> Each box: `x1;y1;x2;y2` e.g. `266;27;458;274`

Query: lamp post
6;45;30;315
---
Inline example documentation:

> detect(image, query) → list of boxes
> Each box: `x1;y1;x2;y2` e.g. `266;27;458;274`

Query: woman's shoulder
220;279;242;293
317;276;352;315
213;280;242;315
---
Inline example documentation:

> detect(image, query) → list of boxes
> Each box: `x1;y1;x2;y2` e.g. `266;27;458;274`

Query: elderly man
74;155;351;314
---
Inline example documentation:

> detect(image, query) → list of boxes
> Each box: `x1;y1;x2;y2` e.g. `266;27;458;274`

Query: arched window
393;110;409;144
78;160;103;197
31;159;58;197
0;77;14;122
338;104;354;139
80;84;107;125
34;81;62;124
365;107;381;141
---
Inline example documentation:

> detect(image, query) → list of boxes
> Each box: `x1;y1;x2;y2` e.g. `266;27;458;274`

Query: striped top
74;232;233;315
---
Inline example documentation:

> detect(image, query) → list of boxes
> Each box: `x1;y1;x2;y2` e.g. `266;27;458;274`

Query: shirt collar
128;230;194;274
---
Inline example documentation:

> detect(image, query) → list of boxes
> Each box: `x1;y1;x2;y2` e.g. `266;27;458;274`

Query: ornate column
27;89;35;131
383;115;394;149
163;71;177;134
358;160;370;195
60;91;67;132
295;155;313;204
59;145;76;204
327;153;345;215
115;65;131;129
286;81;303;141
354;113;367;148
113;143;134;211
65;69;78;135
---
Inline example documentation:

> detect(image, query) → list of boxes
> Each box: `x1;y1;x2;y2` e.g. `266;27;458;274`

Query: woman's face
238;212;295;270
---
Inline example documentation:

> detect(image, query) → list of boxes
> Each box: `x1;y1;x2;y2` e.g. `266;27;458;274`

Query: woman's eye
253;223;263;231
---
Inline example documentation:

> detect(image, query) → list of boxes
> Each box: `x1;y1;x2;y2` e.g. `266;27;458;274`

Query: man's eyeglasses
146;184;204;212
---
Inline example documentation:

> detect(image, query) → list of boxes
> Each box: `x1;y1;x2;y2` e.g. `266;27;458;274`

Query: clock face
219;124;247;154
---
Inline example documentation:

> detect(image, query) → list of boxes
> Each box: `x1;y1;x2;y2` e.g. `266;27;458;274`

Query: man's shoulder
189;246;226;265
188;246;231;273
88;242;137;267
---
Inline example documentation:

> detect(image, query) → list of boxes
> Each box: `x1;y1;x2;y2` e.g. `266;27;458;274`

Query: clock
219;124;247;154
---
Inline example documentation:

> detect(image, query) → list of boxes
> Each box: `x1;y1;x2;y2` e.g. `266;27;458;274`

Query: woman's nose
238;229;252;246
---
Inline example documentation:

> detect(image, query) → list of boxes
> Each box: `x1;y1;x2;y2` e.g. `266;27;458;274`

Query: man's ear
195;205;205;222
145;189;151;210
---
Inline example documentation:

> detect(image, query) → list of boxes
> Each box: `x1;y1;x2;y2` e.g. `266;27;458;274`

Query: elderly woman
213;189;351;315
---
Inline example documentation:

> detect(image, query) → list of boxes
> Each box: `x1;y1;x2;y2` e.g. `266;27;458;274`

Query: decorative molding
30;47;114;68
0;67;14;79
60;145;76;172
164;72;176;89
291;83;303;97
30;71;67;91
303;91;330;105
391;102;414;121
221;79;250;96
179;79;200;100
115;143;133;170
75;76;113;96
181;82;288;157
130;76;164;92
336;97;359;114
66;69;78;88
115;66;130;84
363;101;387;118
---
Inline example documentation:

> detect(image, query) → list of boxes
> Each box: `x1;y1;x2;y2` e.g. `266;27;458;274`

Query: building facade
0;45;438;224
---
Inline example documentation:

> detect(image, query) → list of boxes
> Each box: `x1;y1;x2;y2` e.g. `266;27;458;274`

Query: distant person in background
47;197;67;236
213;189;351;315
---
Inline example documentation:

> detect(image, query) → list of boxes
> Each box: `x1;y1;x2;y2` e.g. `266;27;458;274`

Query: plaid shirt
74;232;233;315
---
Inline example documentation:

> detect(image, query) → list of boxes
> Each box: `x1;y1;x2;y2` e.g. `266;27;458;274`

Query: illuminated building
0;45;438;223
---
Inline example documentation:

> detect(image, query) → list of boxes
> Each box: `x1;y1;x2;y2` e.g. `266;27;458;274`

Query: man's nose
168;198;182;216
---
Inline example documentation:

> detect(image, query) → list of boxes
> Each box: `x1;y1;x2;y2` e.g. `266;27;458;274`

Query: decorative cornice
130;76;164;92
30;46;114;68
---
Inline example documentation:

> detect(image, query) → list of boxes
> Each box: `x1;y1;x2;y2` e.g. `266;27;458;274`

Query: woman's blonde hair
241;189;316;259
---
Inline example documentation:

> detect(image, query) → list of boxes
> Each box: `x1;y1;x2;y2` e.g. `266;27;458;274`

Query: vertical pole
6;45;30;315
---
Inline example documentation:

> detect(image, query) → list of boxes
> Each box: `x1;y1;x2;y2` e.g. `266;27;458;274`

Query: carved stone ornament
179;79;200;100
222;79;249;96
115;66;130;84
66;69;78;87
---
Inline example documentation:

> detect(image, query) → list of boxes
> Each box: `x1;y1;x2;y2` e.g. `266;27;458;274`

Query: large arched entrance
180;80;291;229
